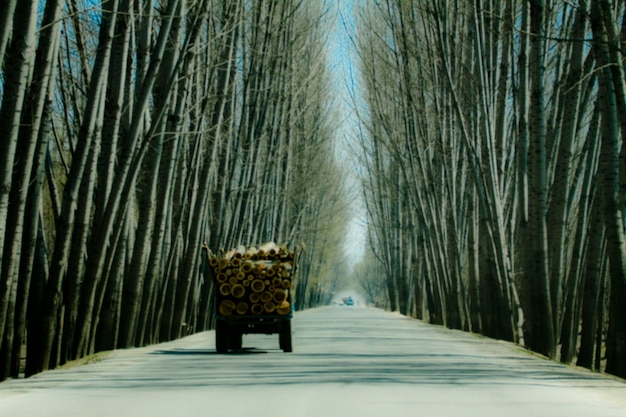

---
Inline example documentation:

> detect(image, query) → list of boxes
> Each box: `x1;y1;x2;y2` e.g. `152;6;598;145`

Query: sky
328;0;368;265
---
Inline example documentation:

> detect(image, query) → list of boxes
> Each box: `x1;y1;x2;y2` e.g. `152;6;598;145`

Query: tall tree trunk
577;198;606;369
522;0;555;358
73;0;181;357
1;0;63;378
560;96;601;363
24;212;49;377
548;0;589;347
591;0;626;379
0;1;39;363
0;0;17;68
95;216;129;352
117;0;185;349
134;0;211;346
135;100;183;346
171;0;238;339
63;131;102;363
39;0;119;371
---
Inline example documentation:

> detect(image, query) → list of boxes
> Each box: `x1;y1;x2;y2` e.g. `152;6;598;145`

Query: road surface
1;306;626;416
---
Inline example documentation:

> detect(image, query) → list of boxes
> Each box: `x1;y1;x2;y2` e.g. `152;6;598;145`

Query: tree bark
73;0;181;357
0;0;17;68
0;1;39;364
577;198;606;369
522;0;556;358
591;0;626;379
39;0;119;370
1;0;63;378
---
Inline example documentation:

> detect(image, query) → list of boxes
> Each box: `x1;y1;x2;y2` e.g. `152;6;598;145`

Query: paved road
1;306;626;417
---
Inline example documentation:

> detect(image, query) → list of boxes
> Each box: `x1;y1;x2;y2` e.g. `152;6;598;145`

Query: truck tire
279;320;292;353
215;319;229;353
230;331;242;350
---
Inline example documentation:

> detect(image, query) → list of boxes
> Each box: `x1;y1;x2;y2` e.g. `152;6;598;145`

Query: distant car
345;297;354;306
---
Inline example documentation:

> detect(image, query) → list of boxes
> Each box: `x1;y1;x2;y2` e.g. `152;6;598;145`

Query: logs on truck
209;242;296;317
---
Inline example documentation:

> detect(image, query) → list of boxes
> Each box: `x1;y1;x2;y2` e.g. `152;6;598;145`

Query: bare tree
0;0;17;68
590;0;626;378
0;0;374;380
39;0;120;370
0;0;39;355
353;0;626;379
0;0;63;379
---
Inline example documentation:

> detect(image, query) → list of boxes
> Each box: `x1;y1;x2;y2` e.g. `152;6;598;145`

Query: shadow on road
131;346;618;390
152;348;268;355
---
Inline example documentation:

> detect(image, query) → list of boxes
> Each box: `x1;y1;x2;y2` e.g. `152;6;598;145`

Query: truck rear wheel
230;331;242;350
216;319;229;353
279;320;292;352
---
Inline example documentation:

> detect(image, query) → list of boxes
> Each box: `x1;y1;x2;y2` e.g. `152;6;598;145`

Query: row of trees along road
0;0;351;381
353;0;626;379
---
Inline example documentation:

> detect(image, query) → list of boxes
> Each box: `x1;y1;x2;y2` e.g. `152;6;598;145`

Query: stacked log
210;243;295;317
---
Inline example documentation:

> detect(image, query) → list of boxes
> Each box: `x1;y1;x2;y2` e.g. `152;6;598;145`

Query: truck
209;243;296;353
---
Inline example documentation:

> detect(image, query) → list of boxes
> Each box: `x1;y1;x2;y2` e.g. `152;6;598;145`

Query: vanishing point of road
1;306;626;417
